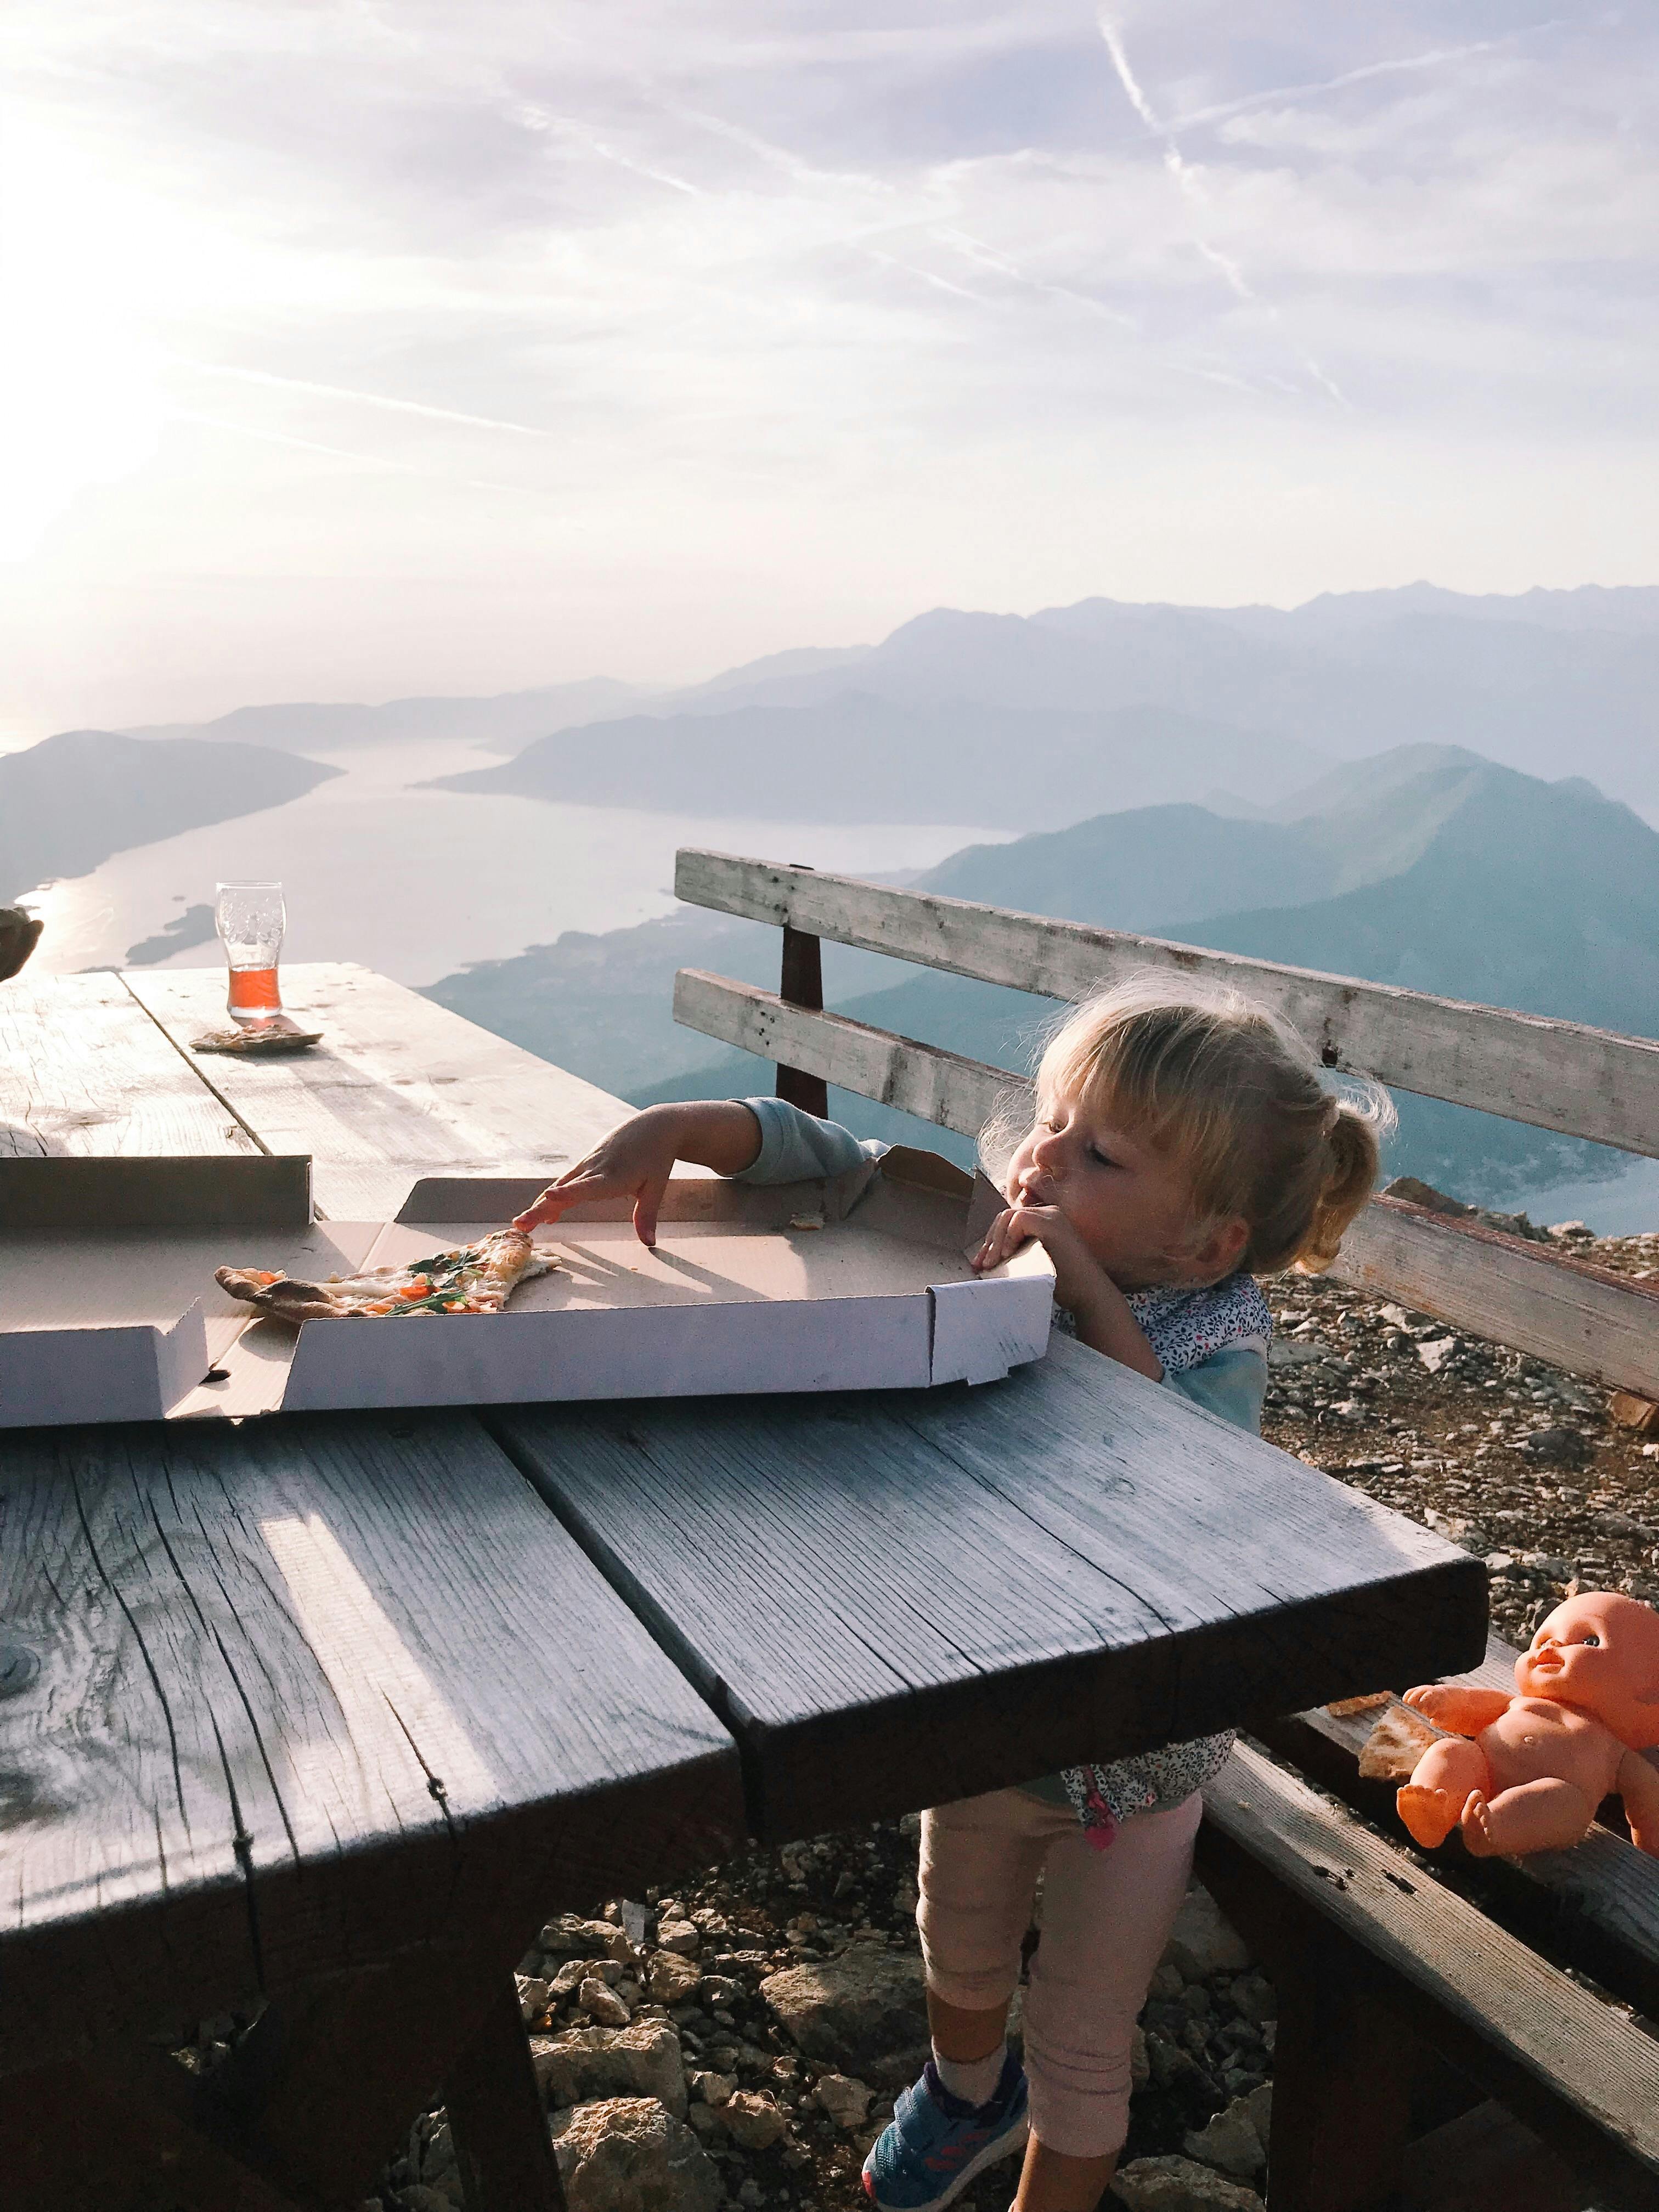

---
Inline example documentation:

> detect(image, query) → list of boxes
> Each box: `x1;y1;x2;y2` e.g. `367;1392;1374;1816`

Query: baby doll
1397;1591;1659;1858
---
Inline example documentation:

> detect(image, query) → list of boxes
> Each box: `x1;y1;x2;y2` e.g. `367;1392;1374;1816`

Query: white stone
1162;1887;1250;1981
550;2095;721;2212
647;1951;702;2005
581;1978;632;2027
1110;2153;1263;2209
814;2072;873;2128
532;2022;687;2118
1242;2082;1272;2152
721;2089;787;2149
1183;2100;1266;2180
761;1939;929;2076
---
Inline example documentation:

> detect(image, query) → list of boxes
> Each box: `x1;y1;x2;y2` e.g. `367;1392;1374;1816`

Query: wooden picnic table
0;963;1489;2212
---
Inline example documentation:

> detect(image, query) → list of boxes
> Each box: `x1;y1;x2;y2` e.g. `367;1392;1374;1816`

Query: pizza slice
216;1227;556;1321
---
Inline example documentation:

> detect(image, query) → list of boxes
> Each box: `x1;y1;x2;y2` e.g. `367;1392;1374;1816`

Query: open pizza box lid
0;1148;1053;1429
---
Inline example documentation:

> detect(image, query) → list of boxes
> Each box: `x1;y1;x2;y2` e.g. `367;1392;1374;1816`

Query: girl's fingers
511;1168;612;1229
633;1172;670;1248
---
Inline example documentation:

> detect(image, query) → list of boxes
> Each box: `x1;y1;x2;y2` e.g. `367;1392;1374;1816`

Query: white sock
933;2039;1007;2108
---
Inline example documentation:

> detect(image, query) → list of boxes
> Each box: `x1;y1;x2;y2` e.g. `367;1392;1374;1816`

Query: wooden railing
673;849;1659;1397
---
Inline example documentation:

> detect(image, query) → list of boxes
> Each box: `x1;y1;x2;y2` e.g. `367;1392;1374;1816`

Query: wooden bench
672;847;1659;2211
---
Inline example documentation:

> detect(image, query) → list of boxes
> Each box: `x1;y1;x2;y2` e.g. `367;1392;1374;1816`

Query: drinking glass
215;881;286;1021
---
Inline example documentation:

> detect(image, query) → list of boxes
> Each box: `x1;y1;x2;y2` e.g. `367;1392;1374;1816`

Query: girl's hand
512;1101;761;1246
974;1202;1163;1378
974;1201;1104;1309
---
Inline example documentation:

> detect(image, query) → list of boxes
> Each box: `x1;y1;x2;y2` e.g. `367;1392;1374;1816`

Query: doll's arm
1617;1749;1659;1857
1403;1684;1514;1735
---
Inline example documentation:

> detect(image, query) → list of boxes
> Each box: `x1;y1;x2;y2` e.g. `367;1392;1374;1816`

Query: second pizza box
0;1148;1054;1428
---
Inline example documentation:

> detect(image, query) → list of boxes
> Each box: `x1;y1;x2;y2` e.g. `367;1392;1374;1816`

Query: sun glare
0;111;165;562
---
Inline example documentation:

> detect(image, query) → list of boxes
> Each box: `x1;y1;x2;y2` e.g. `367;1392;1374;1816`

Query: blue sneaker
861;2051;1029;2210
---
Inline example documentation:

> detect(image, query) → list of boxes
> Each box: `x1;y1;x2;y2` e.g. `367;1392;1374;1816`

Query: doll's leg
1397;1739;1491;1847
1462;1777;1595;1858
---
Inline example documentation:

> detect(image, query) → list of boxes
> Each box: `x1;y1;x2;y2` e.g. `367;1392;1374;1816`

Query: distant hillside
1;731;341;900
427;745;1659;1203
125;581;1659;805
629;584;1659;810
126;676;652;753
425;696;1327;832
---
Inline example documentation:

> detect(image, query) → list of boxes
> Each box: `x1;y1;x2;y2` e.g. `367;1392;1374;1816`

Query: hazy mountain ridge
423;695;1327;831
112;583;1659;806
1;731;342;901
426;746;1659;1201
124;676;653;752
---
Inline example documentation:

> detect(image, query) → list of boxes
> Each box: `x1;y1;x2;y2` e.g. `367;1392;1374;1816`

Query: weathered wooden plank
776;923;829;1120
0;1412;744;2073
444;1972;568;2212
0;970;257;1161
674;968;1020;1138
123;963;631;1218
1201;1740;1659;2185
676;972;1659;1395
675;849;1659;1156
1330;1196;1659;1398
491;1332;1485;1843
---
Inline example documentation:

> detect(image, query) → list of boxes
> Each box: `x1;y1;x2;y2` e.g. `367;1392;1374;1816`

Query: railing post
776;869;829;1120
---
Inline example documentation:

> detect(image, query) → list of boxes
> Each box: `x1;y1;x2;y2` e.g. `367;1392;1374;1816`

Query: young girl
514;975;1389;2212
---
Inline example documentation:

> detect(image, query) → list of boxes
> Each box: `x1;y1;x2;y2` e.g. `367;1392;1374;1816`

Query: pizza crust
216;1228;555;1321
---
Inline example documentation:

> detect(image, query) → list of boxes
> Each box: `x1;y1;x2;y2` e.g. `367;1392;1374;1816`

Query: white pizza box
0;1148;1053;1429
0;1154;320;1426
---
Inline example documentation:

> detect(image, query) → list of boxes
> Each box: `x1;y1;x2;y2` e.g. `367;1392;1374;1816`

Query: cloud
3;0;1656;724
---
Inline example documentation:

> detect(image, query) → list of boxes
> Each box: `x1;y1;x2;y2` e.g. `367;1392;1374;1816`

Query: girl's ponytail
1293;1099;1384;1274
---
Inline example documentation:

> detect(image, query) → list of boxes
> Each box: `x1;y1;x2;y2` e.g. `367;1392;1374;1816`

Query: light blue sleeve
1161;1343;1268;1435
731;1096;887;1186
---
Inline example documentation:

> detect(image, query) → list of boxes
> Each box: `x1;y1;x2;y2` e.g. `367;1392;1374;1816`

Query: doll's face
1516;1592;1659;1747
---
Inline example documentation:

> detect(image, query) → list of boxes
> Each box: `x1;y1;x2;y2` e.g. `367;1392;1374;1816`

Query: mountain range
425;744;1659;1202
425;697;1327;830
124;580;1659;812
0;731;341;904
124;676;649;753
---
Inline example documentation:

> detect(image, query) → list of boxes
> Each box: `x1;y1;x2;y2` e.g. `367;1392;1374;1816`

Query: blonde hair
990;972;1394;1276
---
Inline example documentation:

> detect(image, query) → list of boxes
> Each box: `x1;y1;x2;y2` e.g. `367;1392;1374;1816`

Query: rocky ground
330;1214;1659;2212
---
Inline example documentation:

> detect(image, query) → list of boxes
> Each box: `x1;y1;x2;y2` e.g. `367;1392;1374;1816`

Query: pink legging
917;1785;1203;2160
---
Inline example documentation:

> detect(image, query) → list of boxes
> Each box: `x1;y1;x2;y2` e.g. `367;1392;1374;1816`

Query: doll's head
1515;1592;1659;1748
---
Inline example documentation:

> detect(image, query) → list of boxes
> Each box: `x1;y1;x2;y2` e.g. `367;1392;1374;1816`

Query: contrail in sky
1096;11;1347;404
1166;22;1565;131
168;357;551;437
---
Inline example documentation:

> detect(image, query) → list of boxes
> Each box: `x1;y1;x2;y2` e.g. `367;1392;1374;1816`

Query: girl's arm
512;1098;882;1245
512;1100;766;1245
732;1096;884;1185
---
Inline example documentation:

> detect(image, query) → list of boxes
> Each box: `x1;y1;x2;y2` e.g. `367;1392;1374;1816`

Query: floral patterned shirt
1037;1273;1272;1846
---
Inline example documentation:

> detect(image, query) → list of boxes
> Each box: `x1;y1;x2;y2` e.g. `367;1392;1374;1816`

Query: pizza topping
215;1229;556;1323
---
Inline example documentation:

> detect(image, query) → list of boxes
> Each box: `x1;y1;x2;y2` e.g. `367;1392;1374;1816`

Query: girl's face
1003;1086;1248;1290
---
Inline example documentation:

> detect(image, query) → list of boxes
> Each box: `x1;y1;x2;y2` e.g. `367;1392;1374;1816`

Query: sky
2;1;1655;732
